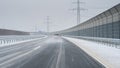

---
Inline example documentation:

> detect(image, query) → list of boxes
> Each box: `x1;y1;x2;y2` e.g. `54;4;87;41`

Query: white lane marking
56;40;64;68
0;45;25;54
33;46;41;50
72;57;74;62
0;52;21;62
0;46;41;67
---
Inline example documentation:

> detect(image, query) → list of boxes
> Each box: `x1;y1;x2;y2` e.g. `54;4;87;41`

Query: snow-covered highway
0;36;105;68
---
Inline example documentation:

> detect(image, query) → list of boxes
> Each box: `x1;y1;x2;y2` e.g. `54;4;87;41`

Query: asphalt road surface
0;36;105;68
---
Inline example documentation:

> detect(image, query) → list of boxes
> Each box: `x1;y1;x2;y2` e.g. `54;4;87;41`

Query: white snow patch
0;36;47;47
63;37;120;68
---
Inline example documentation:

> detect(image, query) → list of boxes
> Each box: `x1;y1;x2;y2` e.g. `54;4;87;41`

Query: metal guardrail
66;35;120;49
0;35;45;46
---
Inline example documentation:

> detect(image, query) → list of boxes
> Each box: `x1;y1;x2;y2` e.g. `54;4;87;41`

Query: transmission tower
46;16;50;32
72;0;86;25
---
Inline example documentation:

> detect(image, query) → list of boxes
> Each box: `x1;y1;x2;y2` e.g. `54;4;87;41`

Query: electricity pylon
46;16;50;32
72;0;86;25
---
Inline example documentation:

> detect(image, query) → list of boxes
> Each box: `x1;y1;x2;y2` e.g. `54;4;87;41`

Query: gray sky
0;0;120;32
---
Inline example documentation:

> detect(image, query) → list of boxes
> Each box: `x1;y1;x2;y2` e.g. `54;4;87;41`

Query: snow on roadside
0;36;47;47
63;37;120;68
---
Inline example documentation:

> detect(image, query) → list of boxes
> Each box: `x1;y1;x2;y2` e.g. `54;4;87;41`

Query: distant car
54;34;60;36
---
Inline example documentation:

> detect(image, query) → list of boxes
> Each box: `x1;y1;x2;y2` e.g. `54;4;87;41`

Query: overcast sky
0;0;120;32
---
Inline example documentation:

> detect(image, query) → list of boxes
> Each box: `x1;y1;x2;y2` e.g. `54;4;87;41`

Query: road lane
0;36;47;57
0;36;105;68
0;37;47;68
63;39;105;68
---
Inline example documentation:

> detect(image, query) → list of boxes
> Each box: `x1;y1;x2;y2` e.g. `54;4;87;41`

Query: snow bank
0;35;47;47
63;37;120;68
